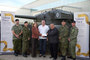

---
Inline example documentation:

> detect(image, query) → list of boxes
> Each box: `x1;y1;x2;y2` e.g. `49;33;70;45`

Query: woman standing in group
32;22;41;57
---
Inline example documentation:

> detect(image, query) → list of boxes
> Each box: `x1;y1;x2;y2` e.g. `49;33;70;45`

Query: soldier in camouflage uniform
59;20;69;60
68;21;78;60
12;19;22;56
22;21;30;57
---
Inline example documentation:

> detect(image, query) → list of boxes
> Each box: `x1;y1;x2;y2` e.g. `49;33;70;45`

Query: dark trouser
39;39;47;55
22;40;29;55
13;39;22;54
60;40;68;56
69;40;76;58
49;43;58;59
32;38;38;57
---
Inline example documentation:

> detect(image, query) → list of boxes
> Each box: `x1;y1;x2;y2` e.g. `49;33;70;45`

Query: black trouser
32;38;38;57
49;43;58;59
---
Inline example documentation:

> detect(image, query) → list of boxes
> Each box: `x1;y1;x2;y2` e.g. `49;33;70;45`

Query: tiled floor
0;55;84;60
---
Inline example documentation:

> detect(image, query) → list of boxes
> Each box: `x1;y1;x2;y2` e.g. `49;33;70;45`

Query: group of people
12;19;78;60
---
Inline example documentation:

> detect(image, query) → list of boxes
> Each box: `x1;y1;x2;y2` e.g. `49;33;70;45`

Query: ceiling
0;0;87;11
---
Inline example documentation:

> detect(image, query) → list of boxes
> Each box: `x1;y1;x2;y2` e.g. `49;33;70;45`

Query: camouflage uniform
22;26;30;54
12;25;22;52
59;25;69;56
69;26;78;58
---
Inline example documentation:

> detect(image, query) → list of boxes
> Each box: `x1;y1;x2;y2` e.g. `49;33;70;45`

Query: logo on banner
76;44;89;56
0;41;13;51
78;14;90;25
5;13;15;23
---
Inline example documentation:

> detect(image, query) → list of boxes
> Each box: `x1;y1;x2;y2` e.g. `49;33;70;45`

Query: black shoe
14;51;18;56
73;58;76;60
61;56;66;60
39;54;42;57
59;55;63;57
43;55;46;57
15;54;18;56
27;53;30;55
67;56;72;59
23;54;27;57
49;56;53;58
53;58;56;60
14;53;18;56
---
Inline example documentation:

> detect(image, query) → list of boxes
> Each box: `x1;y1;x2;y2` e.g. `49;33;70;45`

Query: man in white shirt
38;20;49;57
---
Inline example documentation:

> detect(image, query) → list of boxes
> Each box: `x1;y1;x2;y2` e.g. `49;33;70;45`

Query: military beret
24;21;28;24
72;21;76;23
15;19;19;21
62;20;66;22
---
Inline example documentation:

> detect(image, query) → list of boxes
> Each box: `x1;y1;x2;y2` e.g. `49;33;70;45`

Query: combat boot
14;51;18;56
67;56;72;59
73;58;76;60
61;56;66;60
23;54;27;57
23;52;27;57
